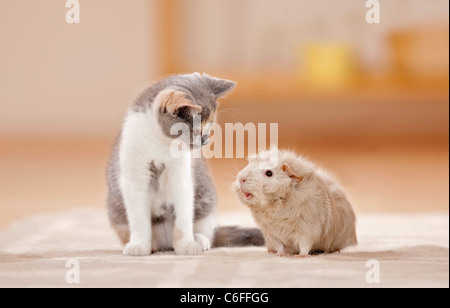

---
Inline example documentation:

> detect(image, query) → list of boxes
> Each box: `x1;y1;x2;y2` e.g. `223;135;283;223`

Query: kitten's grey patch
192;158;216;221
152;204;175;225
107;135;128;227
148;161;165;192
107;135;130;244
132;103;147;113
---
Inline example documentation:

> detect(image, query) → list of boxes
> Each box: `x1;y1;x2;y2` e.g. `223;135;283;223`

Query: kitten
107;73;264;256
234;148;358;257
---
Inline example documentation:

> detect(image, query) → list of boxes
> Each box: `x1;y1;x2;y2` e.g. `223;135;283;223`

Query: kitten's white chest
120;109;195;250
150;159;189;215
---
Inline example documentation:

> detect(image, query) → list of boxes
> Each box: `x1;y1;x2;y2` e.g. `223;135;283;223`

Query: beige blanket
0;208;448;288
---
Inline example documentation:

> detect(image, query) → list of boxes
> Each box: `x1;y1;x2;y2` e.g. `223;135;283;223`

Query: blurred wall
178;0;449;74
0;0;157;136
0;0;448;137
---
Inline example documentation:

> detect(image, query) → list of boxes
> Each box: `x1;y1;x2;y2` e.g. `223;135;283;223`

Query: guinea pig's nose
240;178;246;184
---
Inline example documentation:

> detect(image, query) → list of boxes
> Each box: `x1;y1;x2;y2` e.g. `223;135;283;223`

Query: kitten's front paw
123;242;151;256
174;238;202;256
194;233;211;251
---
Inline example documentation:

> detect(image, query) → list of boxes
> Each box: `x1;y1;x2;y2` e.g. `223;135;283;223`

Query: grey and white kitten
107;73;264;256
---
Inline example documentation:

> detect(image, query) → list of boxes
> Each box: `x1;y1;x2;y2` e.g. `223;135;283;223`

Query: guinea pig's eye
265;170;273;177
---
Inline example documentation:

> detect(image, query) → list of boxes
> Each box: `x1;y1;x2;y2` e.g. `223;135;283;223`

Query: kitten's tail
212;226;265;247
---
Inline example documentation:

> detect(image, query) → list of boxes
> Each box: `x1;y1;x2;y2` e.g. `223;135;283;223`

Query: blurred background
0;0;448;229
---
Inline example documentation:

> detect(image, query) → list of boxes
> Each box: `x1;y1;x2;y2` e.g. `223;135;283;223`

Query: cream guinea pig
234;148;357;257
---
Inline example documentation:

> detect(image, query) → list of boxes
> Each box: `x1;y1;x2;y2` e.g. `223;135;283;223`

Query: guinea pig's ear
156;89;202;116
282;164;303;183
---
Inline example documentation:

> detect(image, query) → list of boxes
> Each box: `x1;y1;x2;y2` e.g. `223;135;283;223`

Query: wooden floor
0;136;448;229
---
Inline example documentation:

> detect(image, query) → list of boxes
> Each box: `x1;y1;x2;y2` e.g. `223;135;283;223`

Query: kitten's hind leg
194;234;211;251
194;213;216;251
113;224;130;245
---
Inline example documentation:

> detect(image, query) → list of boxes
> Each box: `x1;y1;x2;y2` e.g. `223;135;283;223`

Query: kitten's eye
265;170;273;177
176;107;191;121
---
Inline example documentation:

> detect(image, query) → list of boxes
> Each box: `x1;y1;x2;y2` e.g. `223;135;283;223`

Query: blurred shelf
221;74;449;105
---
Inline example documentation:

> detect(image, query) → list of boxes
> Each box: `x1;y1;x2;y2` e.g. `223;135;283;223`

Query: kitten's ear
282;164;303;183
203;74;237;99
156;89;202;115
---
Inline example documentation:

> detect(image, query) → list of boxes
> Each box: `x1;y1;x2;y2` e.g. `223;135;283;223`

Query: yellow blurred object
302;44;359;90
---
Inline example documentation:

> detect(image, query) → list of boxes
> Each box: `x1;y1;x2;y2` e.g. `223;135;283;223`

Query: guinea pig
234;148;357;257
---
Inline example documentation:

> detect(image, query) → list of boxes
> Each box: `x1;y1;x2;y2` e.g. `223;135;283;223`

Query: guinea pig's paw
294;254;311;259
275;252;291;258
267;248;277;254
174;238;202;256
194;233;211;251
123;242;151;256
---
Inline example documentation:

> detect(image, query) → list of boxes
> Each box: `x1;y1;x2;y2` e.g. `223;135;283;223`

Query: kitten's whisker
216;108;239;122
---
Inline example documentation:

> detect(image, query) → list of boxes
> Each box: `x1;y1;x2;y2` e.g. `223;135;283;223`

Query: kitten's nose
240;178;246;184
